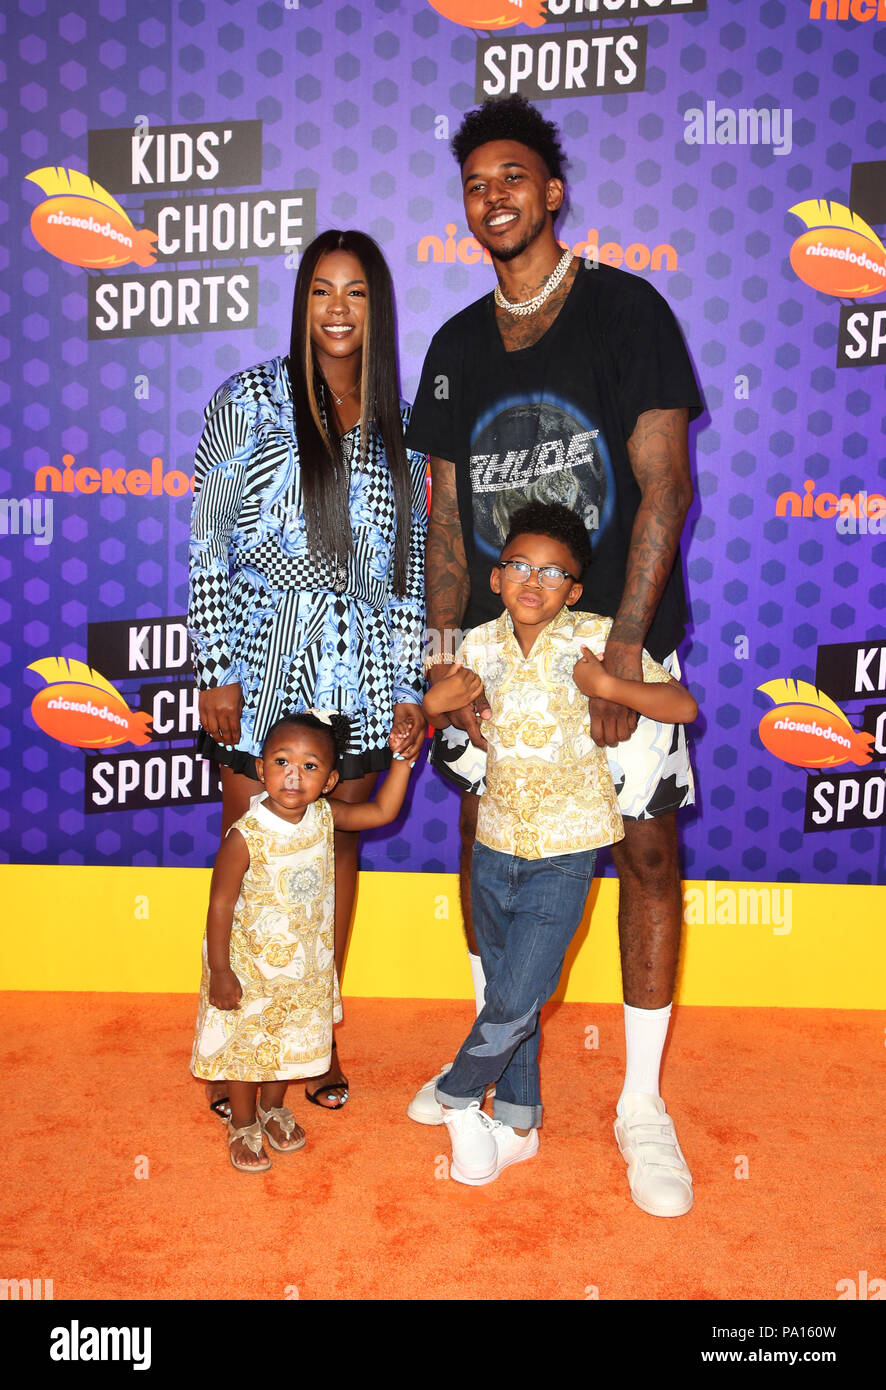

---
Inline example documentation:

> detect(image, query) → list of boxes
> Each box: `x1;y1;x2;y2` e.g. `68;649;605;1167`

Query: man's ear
546;178;565;215
323;769;340;796
565;580;583;608
490;564;502;596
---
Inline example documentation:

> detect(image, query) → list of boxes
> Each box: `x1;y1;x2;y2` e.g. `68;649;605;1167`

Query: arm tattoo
611;408;693;649
426;456;469;646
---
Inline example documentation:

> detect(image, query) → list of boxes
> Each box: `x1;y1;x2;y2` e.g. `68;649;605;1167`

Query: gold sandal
226;1118;271;1172
257;1101;306;1154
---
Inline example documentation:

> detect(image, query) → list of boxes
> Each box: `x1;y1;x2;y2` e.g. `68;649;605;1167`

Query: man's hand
198;683;243;749
589;642;642;747
390;701;426;762
209;967;242;1011
427;662;490;750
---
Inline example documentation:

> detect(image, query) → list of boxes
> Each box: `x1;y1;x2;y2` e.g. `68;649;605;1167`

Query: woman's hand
209;968;242;1011
199;683;244;749
390;701;427;762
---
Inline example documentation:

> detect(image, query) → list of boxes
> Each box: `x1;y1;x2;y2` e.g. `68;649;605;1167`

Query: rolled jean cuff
493;1099;542;1130
435;1083;483;1110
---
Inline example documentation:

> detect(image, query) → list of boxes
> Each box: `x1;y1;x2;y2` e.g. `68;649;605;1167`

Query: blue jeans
436;842;597;1130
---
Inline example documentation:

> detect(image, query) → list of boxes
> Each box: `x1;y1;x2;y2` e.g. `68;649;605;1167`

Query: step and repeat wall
2;0;884;1001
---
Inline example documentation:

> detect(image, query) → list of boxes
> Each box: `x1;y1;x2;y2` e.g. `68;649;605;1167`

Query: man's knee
612;814;679;888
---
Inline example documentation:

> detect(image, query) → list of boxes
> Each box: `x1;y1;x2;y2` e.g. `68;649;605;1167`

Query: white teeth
488;213;517;227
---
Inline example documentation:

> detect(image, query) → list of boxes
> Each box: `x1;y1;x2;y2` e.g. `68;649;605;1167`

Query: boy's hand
424;662;490;739
209;968;242;1011
573;645;610;699
590;641;642;747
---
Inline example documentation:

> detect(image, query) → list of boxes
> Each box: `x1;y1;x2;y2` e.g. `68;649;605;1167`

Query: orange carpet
2;993;881;1301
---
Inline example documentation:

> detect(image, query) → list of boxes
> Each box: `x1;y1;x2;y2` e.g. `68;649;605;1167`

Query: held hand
588;643;642;748
573;645;609;700
390;702;427;762
209;968;242;1011
199;684;244;750
428;663;490;750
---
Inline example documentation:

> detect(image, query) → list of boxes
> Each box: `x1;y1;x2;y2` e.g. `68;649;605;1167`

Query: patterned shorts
429;651;696;821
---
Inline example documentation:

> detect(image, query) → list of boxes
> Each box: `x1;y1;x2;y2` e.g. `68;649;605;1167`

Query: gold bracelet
423;651;456;673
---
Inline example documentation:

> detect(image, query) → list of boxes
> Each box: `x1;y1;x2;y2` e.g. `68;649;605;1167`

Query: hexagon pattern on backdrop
2;0;885;884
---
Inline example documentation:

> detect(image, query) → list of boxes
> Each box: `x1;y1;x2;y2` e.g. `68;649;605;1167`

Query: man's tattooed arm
426;456;469;652
614;407;693;648
591;407;693;747
425;456;488;747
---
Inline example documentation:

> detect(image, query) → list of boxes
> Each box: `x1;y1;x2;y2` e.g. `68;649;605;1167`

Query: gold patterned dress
191;795;341;1083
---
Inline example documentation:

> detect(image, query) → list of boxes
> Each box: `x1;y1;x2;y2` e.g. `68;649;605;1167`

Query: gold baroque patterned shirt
456;608;671;860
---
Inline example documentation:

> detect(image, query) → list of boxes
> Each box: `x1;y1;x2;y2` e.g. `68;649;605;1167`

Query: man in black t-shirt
405;97;703;1217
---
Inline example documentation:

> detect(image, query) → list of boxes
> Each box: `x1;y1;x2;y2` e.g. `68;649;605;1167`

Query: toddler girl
191;710;413;1171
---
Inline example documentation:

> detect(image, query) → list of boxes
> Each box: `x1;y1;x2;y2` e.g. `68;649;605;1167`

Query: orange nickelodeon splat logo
757;678;875;770
788;200;886;299
26;167;157;270
27;658;153;749
427;0;545;28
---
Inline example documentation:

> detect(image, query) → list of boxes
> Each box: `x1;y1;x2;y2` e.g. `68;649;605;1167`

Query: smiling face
255;727;339;823
308;249;367;374
461;139;564;263
491;530;583;649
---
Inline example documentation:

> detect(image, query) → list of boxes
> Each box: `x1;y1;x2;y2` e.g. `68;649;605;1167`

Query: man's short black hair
503;502;593;577
260;711;351;766
451;95;567;186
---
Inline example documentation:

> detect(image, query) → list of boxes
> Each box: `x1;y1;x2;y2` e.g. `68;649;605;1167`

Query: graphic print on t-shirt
468;392;615;563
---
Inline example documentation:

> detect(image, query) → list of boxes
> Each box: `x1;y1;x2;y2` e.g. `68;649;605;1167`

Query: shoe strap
228;1120;264;1154
258;1103;296;1137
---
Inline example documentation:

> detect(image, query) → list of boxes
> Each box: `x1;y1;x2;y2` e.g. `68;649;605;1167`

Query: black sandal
304;1040;349;1110
209;1094;231;1121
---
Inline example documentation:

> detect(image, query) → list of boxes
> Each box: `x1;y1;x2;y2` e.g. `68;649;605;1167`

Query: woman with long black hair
188;230;427;1111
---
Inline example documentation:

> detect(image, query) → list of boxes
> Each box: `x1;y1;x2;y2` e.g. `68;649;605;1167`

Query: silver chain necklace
494;247;573;318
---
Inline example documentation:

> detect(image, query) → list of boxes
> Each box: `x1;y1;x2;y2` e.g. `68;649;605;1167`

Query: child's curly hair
260;711;351;766
503;501;593;577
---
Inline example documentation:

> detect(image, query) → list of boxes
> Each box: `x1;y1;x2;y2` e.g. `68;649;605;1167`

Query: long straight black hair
287;230;412;596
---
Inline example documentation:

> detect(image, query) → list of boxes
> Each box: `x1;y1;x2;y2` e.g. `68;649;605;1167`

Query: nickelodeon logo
418;225;677;273
809;0;886;18
789;201;886;299
427;0;545;28
26;167;156;271
27;658;153;750
35;454;194;497
757;678;874;770
775;479;886;521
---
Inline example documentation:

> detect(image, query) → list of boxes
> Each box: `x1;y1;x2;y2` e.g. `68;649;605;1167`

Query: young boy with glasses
422;502;697;1187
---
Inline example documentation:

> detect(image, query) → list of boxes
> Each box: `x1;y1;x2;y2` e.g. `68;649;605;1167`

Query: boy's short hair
503;502;593;577
451;95;567;187
260;711;351;766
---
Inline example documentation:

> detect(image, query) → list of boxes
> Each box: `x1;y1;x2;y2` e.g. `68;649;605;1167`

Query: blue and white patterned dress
188;356;427;776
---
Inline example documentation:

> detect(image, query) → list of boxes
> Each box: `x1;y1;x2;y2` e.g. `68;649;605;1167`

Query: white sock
468;952;486;1017
618;1002;672;1111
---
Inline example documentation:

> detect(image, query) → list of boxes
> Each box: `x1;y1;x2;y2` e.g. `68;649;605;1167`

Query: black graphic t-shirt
405;262;703;660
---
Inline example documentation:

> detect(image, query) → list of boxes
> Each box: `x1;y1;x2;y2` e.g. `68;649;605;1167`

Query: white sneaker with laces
614;1092;694;1218
407;1065;494;1125
442;1101;499;1185
493;1123;539;1177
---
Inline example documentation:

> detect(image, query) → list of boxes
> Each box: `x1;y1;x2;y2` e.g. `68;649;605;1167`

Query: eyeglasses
497;560;576;590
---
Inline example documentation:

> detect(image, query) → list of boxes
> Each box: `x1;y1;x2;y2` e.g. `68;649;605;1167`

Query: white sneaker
442;1101;499;1185
406;1064;453;1125
493;1123;539;1177
407;1064;494;1126
614;1092;694;1218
